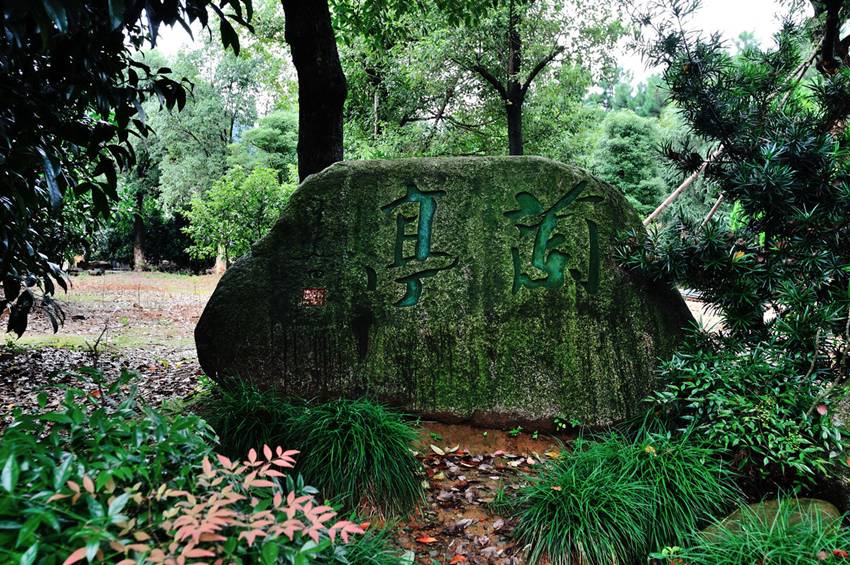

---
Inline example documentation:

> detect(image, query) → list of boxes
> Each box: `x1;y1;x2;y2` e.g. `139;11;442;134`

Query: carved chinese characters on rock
504;180;603;295
373;180;603;307
380;183;458;307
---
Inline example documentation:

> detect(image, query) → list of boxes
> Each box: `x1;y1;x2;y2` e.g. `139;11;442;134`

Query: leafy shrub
183;165;294;264
288;398;423;517
502;432;740;565
0;369;382;565
664;498;850;564
647;339;850;493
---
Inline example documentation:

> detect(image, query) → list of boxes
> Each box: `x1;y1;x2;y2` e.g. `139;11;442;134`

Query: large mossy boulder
195;157;692;426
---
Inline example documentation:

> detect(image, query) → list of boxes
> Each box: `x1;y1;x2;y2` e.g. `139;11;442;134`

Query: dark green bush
0;368;397;564
502;432;740;565
203;383;423;517
201;380;301;458
648;339;850;493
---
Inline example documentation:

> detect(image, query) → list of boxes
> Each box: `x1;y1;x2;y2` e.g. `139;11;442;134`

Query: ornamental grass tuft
201;379;300;458
504;432;741;565
288;398;424;517
671;497;850;564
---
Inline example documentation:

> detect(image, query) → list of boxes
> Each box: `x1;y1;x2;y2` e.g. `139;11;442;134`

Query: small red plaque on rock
302;288;327;306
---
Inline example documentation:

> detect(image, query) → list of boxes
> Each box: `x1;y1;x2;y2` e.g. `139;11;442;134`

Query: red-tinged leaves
273;518;303;540
242;470;258;490
216;454;233;470
238;528;267;546
450;555;468;564
67;480;80;493
183;548;216;558
417;535;439;544
62;547;88;565
47;492;69;502
126;543;151;553
82;475;95;494
112;445;358;561
202;456;213;477
328;520;365;543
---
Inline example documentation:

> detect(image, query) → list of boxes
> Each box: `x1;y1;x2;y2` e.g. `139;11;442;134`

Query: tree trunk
506;96;524;155
214;244;227;274
281;0;347;182
132;190;146;272
506;0;524;155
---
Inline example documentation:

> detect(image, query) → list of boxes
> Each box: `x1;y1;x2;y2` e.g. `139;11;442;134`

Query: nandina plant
0;368;366;565
57;445;364;565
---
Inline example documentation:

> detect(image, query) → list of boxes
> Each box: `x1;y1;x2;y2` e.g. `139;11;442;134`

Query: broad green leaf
20;543;38;565
2;456;19;494
261;541;279;565
107;493;130;520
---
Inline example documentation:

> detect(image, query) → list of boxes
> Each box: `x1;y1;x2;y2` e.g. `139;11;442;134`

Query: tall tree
280;0;347;181
448;0;621;154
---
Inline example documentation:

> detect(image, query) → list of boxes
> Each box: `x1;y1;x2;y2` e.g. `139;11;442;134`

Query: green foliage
229;110;299;174
287;398;424;517
668;497;850;564
202;380;301;458
648;338;850;492
621;1;850;497
341;0;622;158
183;166;294;263
501;432;740;565
591;109;668;215
623;4;850;351
149;44;267;214
0;368;215;562
0;0;251;334
0;368;407;564
337;524;409;565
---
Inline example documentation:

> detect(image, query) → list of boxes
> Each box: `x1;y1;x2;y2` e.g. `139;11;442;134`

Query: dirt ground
0;270;713;564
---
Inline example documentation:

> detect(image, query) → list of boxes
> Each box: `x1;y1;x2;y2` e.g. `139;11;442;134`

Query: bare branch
469;64;509;100
521;45;565;94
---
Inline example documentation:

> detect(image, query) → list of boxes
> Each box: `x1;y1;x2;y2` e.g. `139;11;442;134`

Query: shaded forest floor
0;270;714;564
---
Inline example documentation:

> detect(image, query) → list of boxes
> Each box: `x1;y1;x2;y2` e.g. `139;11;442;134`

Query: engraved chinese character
504;180;602;295
381;183;458;307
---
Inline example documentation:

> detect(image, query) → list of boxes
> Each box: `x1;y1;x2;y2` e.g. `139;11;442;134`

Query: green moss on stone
195;157;693;426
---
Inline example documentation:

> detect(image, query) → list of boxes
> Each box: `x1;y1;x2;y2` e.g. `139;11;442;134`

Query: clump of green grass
201;380;300;457
672;497;850;564
339;523;409;565
202;382;424;516
633;431;742;552
288;398;423;517
504;432;741;565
